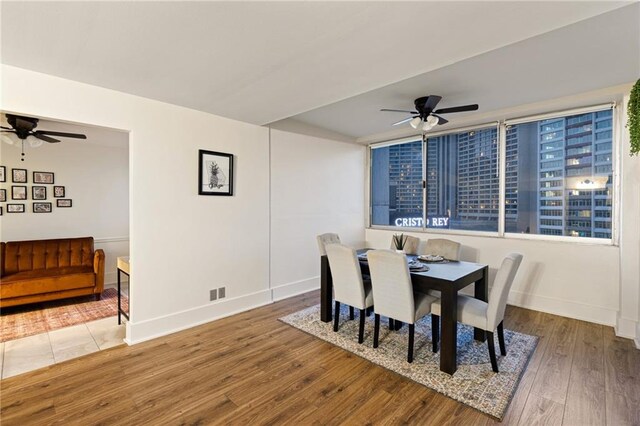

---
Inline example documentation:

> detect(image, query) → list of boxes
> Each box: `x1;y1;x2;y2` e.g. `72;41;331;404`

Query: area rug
0;288;128;343
280;304;538;420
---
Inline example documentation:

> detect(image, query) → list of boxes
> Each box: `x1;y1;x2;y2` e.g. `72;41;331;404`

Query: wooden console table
117;256;130;325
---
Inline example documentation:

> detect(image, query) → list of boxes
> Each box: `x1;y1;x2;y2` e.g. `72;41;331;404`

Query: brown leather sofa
0;237;105;308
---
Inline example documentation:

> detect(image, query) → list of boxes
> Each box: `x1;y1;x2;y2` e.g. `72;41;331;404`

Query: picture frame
198;149;233;196
57;199;72;208
33;202;52;213
0;189;5;202
7;203;25;213
53;186;65;198
32;186;47;200
12;168;27;183
11;185;27;200
0;166;5;182
33;171;54;184
0;206;2;216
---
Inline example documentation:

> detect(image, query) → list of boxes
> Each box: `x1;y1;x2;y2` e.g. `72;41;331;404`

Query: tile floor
1;315;126;379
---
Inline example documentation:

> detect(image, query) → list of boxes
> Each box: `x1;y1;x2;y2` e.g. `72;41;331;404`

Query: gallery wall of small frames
0;166;73;215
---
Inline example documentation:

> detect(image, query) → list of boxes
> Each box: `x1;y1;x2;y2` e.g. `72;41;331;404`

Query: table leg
474;265;489;342
320;255;333;323
117;268;122;325
440;285;458;375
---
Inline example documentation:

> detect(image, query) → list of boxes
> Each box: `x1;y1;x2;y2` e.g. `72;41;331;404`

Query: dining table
320;249;489;375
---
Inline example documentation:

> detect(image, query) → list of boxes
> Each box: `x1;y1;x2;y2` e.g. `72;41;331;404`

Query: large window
369;105;615;242
426;127;499;232
371;140;423;227
505;108;613;239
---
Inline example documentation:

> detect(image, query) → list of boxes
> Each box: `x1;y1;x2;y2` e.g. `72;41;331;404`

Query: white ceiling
1;2;636;139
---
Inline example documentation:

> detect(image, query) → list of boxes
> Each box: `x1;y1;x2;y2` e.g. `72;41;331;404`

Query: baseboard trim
615;315;639;341
271;276;319;301
508;290;617;327
125;290;273;345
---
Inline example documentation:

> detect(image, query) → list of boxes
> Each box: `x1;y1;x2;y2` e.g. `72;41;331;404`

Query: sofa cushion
1;266;95;298
3;237;94;275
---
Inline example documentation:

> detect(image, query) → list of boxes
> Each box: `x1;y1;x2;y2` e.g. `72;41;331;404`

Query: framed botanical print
7;204;25;213
11;186;27;200
33;202;52;213
0;189;5;202
32;186;47;200
53;186;65;198
33;171;54;184
198;150;233;196
0;166;5;182
12;168;27;183
57;199;72;207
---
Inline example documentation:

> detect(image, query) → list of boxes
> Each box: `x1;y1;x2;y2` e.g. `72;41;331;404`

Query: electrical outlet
219;287;226;299
209;289;217;301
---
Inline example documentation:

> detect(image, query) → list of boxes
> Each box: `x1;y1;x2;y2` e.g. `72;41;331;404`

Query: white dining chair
431;253;523;372
367;250;439;363
389;235;420;255
325;244;374;344
423;238;462;261
316;233;341;256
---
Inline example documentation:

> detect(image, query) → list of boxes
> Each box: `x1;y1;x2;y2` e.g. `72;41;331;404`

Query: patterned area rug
280;304;538;420
1;288;128;343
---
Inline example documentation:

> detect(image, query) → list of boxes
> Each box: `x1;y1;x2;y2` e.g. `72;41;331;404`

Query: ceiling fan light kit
382;95;479;133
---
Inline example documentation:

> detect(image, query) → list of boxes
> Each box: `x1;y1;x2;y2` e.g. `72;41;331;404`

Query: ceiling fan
1;114;87;161
381;95;479;132
1;113;87;144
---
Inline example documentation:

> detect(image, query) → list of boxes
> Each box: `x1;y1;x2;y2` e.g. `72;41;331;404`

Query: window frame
367;103;618;246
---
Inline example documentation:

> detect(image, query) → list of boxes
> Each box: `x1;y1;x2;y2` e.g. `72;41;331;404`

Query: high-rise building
537;110;613;238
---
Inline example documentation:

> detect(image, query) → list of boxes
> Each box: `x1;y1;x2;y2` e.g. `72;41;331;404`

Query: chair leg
395;320;403;331
389;318;394;330
408;324;415;363
497;321;507;356
373;314;380;348
487;331;499;372
333;301;340;332
366;306;372;317
358;309;366;344
431;314;440;353
349;306;355;320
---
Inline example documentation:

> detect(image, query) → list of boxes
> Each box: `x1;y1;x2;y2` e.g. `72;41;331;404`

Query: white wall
269;128;365;300
366;229;620;325
1;65;271;343
0;65;367;344
0;133;129;285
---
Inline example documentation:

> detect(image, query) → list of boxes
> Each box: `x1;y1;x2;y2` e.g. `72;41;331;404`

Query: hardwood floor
1;290;638;425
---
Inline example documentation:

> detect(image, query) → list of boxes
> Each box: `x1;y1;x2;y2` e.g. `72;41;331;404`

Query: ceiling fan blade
432;114;449;125
422;95;442;113
33;133;60;143
381;109;419;114
434;104;479;114
392;116;417;126
35;130;87;139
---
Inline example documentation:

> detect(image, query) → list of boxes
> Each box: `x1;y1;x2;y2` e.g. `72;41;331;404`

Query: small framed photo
12;168;27;183
198;149;234;196
33;171;54;184
0;166;5;182
7;203;25;213
33;202;52;213
0;206;2;216
0;189;5;202
53;186;65;198
32;186;47;200
11;185;27;200
57;199;72;208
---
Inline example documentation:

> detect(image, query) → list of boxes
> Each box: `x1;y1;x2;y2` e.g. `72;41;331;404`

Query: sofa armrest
94;249;105;294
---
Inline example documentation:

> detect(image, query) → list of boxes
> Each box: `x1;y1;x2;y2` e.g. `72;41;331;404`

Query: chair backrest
325;244;367;309
486;253;523;330
317;233;341;256
424;238;462;261
389;235;420;255
367;250;415;324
